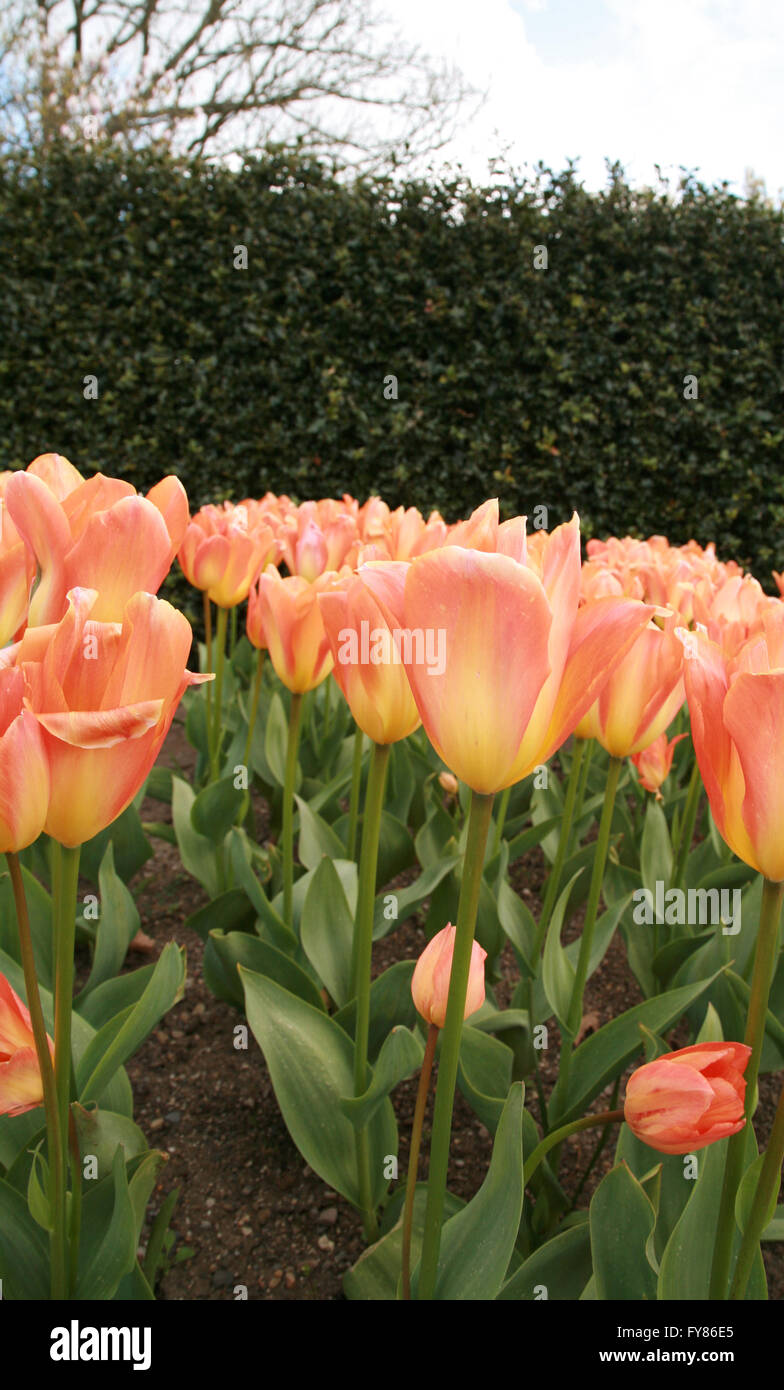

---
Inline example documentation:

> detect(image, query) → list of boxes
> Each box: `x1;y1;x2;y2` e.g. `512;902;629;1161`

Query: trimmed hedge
1;143;783;576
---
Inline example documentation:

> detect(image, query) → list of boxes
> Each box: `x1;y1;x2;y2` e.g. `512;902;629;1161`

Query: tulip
624;1042;750;1155
0;668;50;852
3;587;208;847
439;771;459;796
0;496;36;646
631;731;688;798
317;575;421;744
575;610;686;758
361;511;652;793
5;464;189;626
178;501;278;608
0;972;54;1118
250;566;341;694
411;924;486;1028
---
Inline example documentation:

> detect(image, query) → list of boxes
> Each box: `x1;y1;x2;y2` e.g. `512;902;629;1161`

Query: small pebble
318;1207;338;1226
317;1234;335;1253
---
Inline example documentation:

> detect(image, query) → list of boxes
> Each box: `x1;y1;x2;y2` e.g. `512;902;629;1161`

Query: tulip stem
730;1073;784;1300
68;1107;82;1295
238;648;265;826
567;737;593;857
352;740;391;1243
401;1023;439;1300
203;593;213;749
417;789;495;1300
491;785;512;857
209;605;229;781
282;693;304;932
524;1110;625;1186
6;852;67;1300
557;755;622;1111
709;876;784;1299
672;756;702;889
346;726;364;862
51;840;81;1299
534;738;587;960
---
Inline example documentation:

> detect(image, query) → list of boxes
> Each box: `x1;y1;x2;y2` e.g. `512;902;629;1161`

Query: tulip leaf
339;1026;424;1130
71;1105;148;1178
77;842;141;1001
295;794;346;870
185;888;257;943
0;1175;51;1298
542;872;582;1030
0;862;54;990
736;1153;779;1238
505;815;563;866
497;877;538;973
343;1185;464;1300
762;1206;784;1241
590;1162;658;1300
190;775;245;841
615;1123;695;1260
333;961;418;1061
75;961;158;1031
300;856;355;1007
265;691;291;786
240;967;396;1208
550;969;726;1126
171;775;219;897
372;854;461;941
497;1219;592;1300
374;810;416;888
640;797;673;896
564;892;633;980
27;1146;52;1231
75;1147;138;1300
78;801;153;884
205;928;325;1012
413;1083;525;1300
414;804;459;868
457;1024;513;1134
76;943;186;1105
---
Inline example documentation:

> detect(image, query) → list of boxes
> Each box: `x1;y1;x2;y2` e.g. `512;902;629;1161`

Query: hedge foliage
1;142;783;576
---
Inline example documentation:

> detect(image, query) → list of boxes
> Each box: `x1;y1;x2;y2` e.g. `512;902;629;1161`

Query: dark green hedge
2;143;783;576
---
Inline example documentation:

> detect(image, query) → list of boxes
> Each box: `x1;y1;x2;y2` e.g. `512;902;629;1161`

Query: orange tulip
5;464;189;626
361;511;652;794
3;587;208;847
317;575;421;744
248;566;342;693
0;973;54;1118
624;1042;750;1155
631;731;688;798
0;494;35;646
178;501;278;608
575;610;686;757
0;668;50;852
411;924;486;1028
682;610;784;881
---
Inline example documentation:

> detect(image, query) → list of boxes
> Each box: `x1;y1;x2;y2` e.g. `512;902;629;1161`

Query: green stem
203;592;213;751
353;741;391;1243
346;726;364;862
282;693;304;932
51;841;81;1297
524;1110;625;1186
567;737;593;857
229;603;238;657
534;738;587;960
401;1023;439;1299
672;756;702;889
730;1076;784;1300
417;790;495;1300
491;785;511;857
569;1076;622;1210
323;674;332;743
558;755;622;1106
6;852;67;1299
238;647;265;825
710;876;784;1299
68;1107;82;1295
209;605;229;781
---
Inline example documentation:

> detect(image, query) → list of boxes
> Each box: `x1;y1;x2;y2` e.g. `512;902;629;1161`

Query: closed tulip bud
624;1041;750;1155
411;924;486;1028
438;771;459;796
631;731;688;798
0;973;54;1117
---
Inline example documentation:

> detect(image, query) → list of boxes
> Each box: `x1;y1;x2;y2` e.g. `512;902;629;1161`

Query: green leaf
75;1147;138;1300
190;775;245;841
77;842;141;999
300;856;354;1007
205;929;325;1012
240;967;396;1208
333;961;418;1060
416;1084;525;1300
0;863;54;989
171;775;218;897
78;801;153;884
762;1206;784;1241
27;1146;52;1231
640;797;673;895
265;692;291;786
185;888;257;943
76;943;186;1104
498;1220;592;1300
295;794;346;870
456;1025;513;1133
590;1163;658;1299
340;1026;424;1129
372;855;461;940
542;872;582;1029
343;1186;464;1300
72;1105;148;1178
0;1176;50;1298
736;1153;779;1238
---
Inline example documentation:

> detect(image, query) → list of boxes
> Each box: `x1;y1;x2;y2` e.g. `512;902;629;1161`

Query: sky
391;0;784;197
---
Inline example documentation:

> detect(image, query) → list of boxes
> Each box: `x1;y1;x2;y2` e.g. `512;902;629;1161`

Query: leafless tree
0;0;479;169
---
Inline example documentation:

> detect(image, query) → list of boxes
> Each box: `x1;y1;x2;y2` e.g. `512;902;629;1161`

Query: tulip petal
724;670;784;882
0;1048;44;1117
4;471;71;625
64;495;174;620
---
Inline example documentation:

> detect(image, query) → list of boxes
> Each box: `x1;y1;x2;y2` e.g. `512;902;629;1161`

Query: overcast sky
393;0;783;197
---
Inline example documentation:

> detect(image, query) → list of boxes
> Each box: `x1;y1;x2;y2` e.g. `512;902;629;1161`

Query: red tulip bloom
624;1042;750;1155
